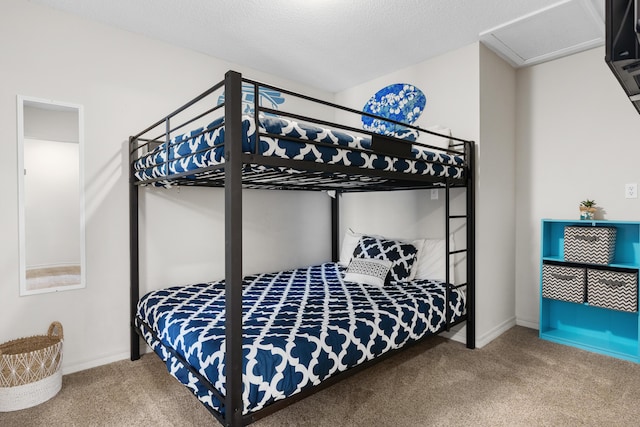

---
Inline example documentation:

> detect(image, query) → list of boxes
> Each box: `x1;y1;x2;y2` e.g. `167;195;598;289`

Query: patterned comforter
132;115;465;185
135;262;465;416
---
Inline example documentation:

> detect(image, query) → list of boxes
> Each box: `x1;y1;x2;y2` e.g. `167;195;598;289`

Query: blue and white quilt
132;115;465;185
135;262;465;416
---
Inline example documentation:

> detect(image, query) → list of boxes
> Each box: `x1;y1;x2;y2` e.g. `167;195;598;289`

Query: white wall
140;189;332;293
515;46;640;327
0;0;333;373
335;44;518;347
335;44;480;282
478;44;517;340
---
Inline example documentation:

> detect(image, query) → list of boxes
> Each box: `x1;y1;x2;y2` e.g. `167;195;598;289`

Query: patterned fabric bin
587;269;638;312
564;226;616;265
0;322;63;412
542;264;585;303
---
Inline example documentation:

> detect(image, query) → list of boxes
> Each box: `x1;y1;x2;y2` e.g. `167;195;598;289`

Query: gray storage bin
542;264;585;303
587;269;638;312
564;226;616;265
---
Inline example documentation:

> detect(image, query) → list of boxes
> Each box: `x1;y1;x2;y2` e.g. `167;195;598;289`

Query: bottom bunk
134;261;466;422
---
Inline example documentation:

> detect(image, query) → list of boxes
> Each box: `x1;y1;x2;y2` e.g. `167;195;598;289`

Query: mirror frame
17;95;86;296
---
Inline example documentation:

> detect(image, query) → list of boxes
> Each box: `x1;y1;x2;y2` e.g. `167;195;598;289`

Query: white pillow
413;237;455;283
413;125;451;155
344;258;392;287
339;228;361;267
338;229;424;281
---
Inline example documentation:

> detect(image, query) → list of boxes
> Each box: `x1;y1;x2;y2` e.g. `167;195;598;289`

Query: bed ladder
444;145;475;349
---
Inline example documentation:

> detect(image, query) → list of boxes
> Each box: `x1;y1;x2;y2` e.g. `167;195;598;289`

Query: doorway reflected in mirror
17;96;85;295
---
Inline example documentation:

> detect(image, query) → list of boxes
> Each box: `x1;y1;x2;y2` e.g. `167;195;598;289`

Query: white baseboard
61;344;155;375
516;318;539;330
440;324;467;343
476;316;517;348
61;352;130;375
441;316;518;348
442;316;517;348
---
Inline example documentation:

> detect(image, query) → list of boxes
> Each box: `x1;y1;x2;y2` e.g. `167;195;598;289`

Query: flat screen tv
606;0;640;114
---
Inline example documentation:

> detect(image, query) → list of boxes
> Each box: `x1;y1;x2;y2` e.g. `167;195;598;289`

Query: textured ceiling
29;0;604;92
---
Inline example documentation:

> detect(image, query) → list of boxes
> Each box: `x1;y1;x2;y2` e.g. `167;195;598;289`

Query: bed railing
129;71;471;191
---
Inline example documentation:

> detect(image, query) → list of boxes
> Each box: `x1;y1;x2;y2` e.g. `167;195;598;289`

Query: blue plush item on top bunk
135;262;465;417
132;115;465;185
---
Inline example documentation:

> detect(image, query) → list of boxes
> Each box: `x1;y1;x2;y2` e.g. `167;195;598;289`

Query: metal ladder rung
449;249;467;255
448;215;467;219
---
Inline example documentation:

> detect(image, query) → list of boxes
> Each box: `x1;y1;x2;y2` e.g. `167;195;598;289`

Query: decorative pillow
344;257;393;287
339;230;424;280
352;236;418;283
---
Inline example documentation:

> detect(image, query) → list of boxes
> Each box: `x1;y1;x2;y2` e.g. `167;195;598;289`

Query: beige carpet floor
2;326;640;426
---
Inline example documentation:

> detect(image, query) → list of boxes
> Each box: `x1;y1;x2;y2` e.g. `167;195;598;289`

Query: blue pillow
352;236;418;283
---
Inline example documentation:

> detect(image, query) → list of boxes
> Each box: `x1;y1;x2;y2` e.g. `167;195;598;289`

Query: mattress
132;115;465;185
135;262;465;416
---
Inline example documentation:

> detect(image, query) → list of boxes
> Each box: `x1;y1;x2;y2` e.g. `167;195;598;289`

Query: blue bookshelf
539;219;640;363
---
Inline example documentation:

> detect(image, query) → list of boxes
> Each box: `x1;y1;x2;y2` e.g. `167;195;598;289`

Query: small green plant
580;199;596;208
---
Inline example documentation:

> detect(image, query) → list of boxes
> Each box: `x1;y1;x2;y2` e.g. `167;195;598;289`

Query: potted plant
580;199;596;220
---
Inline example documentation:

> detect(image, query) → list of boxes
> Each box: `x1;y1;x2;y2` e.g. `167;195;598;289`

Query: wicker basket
0;322;64;412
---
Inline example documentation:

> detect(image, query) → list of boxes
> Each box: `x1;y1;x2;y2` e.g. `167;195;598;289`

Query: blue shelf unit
539;219;640;363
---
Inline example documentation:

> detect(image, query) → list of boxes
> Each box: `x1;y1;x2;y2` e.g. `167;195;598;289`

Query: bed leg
465;296;475;349
130;136;141;361
465;140;476;350
331;191;340;263
224;70;244;426
130;327;141;361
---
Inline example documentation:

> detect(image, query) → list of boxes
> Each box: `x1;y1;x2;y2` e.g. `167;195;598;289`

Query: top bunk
129;71;474;193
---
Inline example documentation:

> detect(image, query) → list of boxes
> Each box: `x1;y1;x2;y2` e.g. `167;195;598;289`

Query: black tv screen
606;0;640;113
637;0;640;36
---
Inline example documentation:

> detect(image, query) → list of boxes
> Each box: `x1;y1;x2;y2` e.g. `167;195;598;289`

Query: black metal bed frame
129;70;476;426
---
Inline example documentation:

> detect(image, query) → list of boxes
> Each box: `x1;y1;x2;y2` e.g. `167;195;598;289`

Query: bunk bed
129;70;475;426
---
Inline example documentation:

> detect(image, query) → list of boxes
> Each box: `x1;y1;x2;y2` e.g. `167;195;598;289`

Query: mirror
17;96;85;295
